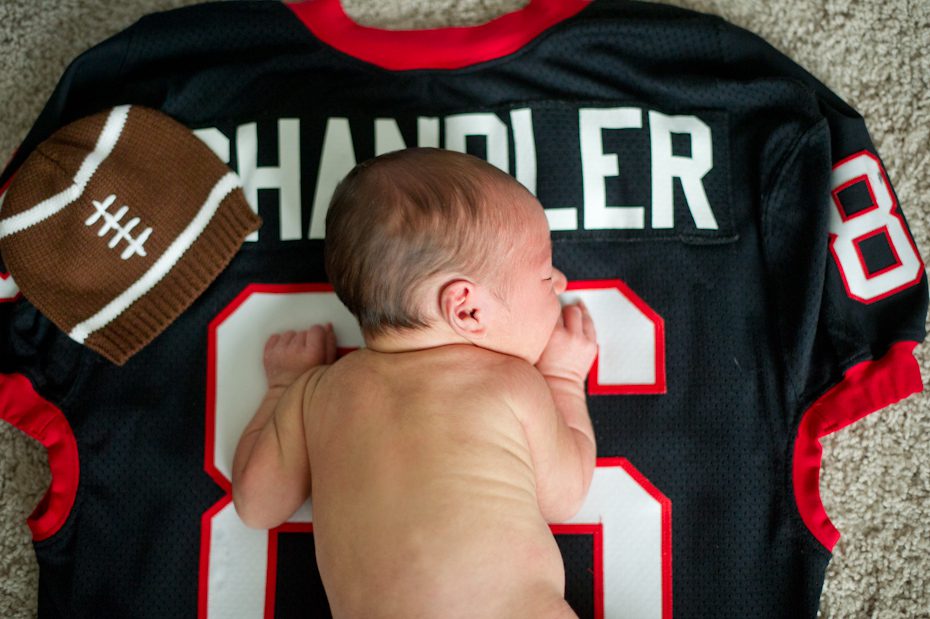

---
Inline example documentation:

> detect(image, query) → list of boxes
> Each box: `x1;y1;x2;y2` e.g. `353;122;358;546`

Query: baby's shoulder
470;352;552;413
447;347;542;390
321;345;547;402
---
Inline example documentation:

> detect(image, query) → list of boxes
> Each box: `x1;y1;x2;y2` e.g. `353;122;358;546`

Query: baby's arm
232;325;336;529
515;302;597;523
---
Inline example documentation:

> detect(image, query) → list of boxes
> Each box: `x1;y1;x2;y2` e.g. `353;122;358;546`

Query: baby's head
325;147;561;356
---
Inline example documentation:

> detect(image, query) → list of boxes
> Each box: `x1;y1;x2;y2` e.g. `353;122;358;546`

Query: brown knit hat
0;105;261;365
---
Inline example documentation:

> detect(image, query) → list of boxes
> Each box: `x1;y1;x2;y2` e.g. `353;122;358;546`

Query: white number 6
200;282;672;618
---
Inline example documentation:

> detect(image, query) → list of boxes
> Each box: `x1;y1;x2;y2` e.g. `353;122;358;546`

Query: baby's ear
439;279;488;339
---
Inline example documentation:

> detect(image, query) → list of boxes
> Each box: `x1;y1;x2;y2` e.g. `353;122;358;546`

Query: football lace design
85;194;153;260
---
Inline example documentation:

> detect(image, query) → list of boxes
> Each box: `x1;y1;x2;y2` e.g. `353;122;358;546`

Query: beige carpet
1;0;928;616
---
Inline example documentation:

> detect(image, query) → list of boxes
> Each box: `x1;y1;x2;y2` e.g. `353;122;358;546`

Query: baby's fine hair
325;147;525;337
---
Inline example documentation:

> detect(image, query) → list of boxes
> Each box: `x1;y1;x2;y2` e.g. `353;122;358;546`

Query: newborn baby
232;147;597;618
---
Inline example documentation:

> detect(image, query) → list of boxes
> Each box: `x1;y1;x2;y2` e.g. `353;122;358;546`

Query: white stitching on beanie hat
69;170;243;344
0;105;262;365
0;105;130;239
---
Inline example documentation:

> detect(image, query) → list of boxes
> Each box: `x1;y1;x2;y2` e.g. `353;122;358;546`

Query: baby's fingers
264;331;294;356
579;300;596;341
562;303;584;334
325;323;337;363
306;325;330;352
265;333;281;351
300;328;313;349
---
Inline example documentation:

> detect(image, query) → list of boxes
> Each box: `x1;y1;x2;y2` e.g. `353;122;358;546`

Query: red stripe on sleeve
0;373;79;541
792;341;923;550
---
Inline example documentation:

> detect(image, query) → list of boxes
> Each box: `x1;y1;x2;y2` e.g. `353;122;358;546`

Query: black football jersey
0;1;926;617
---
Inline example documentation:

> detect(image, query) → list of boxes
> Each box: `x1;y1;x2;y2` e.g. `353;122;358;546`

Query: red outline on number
257;460;673;619
202;285;674;617
550;523;605;619
201;283;335;619
0;270;22;303
828;150;924;304
567;279;667;395
266;522;316;618
852;227;903;280
831;174;878;222
204;283;336;490
597;457;673;619
198;494;232;619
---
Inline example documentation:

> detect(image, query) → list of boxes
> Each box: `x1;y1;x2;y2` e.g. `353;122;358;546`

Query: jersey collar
286;0;591;71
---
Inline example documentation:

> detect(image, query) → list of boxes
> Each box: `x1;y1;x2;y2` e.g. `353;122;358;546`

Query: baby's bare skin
305;345;574;618
232;172;597;617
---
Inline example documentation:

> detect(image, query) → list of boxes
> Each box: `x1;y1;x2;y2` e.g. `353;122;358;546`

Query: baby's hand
535;301;597;384
263;324;336;389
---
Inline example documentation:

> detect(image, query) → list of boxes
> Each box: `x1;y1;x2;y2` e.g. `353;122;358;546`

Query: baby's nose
553;268;567;294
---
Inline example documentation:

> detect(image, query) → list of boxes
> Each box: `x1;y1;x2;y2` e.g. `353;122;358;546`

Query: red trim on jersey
266;522;315;618
204;282;335;492
792;341;923;551
549;523;604;619
285;0;591;70
202;285;675;616
0;373;79;541
258;468;647;619
0;162;15;194
0;271;22;303
198;494;231;619
201;283;335;618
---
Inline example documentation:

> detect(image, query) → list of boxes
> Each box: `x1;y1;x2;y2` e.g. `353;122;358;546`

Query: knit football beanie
0;105;261;365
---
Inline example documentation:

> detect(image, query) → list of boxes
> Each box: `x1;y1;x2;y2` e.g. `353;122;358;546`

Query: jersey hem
792;340;923;550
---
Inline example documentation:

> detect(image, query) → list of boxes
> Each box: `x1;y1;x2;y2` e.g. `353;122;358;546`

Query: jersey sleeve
0;17;133;545
724;22;928;549
762;115;926;412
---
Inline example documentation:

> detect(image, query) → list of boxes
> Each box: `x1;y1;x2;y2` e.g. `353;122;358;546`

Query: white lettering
580;107;645;230
309;118;357;240
237;119;302;241
374;118;406;155
199;106;720;243
418;117;440;148
444;113;509;173
514;106;579;231
510;107;537;195
649;111;716;230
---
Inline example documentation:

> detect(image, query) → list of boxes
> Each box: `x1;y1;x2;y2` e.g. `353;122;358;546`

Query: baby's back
304;345;573;619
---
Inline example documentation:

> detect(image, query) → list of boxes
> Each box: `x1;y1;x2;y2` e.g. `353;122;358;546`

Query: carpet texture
1;1;928;616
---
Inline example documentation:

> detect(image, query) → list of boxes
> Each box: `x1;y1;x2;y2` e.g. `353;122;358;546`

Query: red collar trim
286;0;591;70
